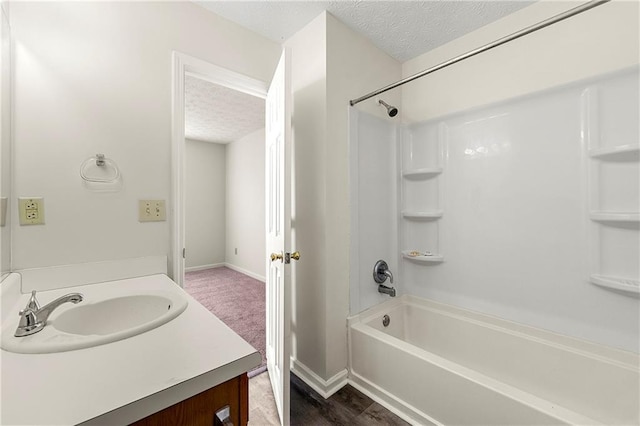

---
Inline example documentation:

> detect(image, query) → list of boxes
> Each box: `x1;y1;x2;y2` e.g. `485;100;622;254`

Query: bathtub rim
347;294;638;425
348;294;639;370
349;319;602;425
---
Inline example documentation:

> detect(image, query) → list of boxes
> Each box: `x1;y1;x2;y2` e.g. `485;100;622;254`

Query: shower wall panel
400;69;639;352
349;109;399;314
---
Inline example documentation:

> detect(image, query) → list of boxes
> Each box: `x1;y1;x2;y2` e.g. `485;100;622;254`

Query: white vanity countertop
1;273;262;425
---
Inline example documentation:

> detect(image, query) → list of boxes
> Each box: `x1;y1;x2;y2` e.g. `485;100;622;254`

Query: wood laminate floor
249;371;410;425
248;370;280;425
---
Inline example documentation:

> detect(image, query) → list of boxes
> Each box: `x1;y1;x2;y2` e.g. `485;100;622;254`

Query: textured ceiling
186;1;534;143
184;75;264;144
195;1;535;62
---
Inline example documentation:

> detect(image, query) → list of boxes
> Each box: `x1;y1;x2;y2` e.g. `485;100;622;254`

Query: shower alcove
349;67;639;344
348;67;639;425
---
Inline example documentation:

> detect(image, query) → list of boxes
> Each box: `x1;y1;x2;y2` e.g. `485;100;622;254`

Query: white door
265;50;292;426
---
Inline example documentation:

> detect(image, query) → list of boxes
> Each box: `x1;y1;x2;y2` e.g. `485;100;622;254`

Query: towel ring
80;154;120;183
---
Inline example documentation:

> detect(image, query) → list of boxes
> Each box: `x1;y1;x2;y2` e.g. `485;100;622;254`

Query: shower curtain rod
349;0;610;106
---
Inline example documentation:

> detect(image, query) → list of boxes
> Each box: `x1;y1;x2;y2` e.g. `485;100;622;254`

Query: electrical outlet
138;199;166;222
19;197;45;225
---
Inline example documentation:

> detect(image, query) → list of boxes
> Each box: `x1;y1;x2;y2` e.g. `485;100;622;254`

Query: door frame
170;51;268;286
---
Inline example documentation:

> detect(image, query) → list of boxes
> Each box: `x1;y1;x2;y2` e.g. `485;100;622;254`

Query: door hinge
182;248;186;259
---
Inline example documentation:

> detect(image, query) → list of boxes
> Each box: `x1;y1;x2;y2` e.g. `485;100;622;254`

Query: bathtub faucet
378;284;396;297
373;260;396;297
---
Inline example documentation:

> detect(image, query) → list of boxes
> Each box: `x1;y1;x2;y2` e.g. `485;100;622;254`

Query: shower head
378;99;398;117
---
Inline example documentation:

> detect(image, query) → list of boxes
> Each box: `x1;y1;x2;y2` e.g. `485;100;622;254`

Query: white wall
0;2;10;279
286;11;401;385
325;13;402;381
186;129;265;278
225;128;266;280
402;0;639;122
10;2;280;271
285;12;328;380
398;0;639;352
185;139;225;270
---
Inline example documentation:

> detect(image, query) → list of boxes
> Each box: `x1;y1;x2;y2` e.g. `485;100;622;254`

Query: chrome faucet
373;260;396;297
15;290;84;337
378;284;396;297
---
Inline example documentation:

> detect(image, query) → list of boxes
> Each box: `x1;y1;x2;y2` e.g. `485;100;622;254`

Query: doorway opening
171;51;291;425
170;53;270;376
182;74;267;375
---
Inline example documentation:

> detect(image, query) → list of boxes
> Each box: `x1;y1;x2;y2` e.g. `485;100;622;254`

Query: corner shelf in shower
402;210;443;220
402;250;444;263
590;274;639;294
582;82;639;298
589;143;640;160
590;212;640;223
402;167;443;180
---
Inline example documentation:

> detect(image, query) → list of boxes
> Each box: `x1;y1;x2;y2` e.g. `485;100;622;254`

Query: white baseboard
348;372;433;425
185;263;225;272
290;358;348;399
225;263;265;282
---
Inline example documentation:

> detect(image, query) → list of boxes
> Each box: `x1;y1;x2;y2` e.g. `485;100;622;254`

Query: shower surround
348;68;639;423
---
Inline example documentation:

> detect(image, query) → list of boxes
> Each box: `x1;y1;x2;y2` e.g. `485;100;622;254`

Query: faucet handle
28;290;40;309
373;260;393;284
20;290;40;315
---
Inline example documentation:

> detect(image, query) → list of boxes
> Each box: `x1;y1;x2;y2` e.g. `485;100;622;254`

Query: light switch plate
138;199;166;222
19;197;45;225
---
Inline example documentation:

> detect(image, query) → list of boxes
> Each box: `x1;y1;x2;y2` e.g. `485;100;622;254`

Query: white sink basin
52;295;181;336
1;290;188;354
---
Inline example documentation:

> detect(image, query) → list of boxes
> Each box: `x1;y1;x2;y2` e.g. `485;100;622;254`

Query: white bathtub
348;295;639;425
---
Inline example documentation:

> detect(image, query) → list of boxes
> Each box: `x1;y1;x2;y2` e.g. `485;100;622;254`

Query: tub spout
378;284;396;297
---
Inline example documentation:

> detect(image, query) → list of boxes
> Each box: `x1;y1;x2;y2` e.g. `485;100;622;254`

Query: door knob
270;252;283;262
290;251;300;261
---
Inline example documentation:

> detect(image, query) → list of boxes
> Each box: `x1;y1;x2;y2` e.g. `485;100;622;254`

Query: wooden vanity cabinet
130;373;249;426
